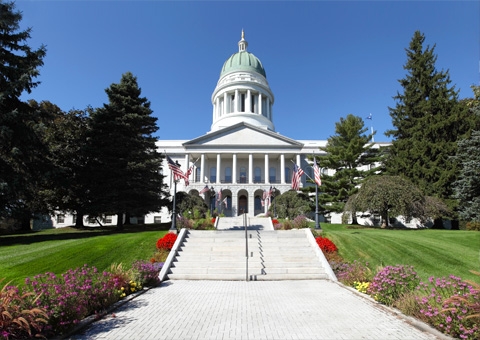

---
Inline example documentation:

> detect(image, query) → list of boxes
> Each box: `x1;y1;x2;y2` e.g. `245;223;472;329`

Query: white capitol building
159;31;387;224
48;31;390;228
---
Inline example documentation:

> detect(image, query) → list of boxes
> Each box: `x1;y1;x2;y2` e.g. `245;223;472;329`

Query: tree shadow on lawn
0;223;171;246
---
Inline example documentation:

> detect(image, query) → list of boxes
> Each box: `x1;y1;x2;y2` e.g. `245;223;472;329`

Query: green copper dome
220;31;266;78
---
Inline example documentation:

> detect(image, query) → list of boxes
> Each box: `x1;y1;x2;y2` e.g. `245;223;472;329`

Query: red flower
156;233;178;250
272;219;279;225
315;236;338;253
211;218;216;224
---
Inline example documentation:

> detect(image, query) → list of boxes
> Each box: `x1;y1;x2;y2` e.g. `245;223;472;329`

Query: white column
184;153;189;182
223;93;227;115
296;154;302;188
280;154;285;184
248;154;253;184
267;97;270;119
215;97;220;118
248;191;255;217
234;89;239;113
264;154;269;184
233;153;237;184
200;154;205;183
216;154;221;184
258;93;262;116
246;90;251;113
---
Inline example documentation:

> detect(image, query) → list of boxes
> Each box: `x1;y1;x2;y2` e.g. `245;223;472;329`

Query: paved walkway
69;280;446;340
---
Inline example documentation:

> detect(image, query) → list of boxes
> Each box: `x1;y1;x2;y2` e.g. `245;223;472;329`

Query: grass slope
1;224;479;286
0;227;167;286
321;224;480;283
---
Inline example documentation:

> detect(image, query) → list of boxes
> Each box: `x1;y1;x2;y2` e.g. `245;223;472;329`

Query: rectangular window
57;214;65;224
105;215;113;224
154;216;161;224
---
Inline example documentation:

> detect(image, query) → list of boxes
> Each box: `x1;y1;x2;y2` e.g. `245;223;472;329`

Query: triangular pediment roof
183;122;303;150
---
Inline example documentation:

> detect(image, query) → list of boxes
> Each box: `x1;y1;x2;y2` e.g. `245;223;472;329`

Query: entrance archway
238;195;248;215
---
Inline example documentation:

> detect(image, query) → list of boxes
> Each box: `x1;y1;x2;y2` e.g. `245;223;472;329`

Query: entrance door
238;195;248;215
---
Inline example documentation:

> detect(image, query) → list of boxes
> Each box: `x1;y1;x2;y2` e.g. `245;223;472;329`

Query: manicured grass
318;223;480;283
2;223;479;287
0;226;168;286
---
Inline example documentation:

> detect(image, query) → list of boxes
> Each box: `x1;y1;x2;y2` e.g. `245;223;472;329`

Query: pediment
183;123;303;149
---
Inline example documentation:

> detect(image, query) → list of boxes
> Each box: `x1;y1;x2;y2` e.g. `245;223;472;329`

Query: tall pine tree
317;114;379;224
0;1;47;228
385;31;470;215
452;86;480;222
88;72;168;228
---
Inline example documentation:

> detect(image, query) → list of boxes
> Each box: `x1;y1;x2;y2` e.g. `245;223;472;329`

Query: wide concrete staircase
163;227;335;281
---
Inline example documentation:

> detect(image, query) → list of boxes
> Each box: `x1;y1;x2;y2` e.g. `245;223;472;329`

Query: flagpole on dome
366;113;374;143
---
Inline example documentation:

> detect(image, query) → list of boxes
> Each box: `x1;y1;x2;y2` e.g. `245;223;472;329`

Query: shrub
281;220;293;230
177;216;193;229
0;280;48;339
156;233;178;250
25;265;120;335
367;265;420;306
131;260;161;287
415;275;479;339
292;215;310;229
335;260;371;286
465;221;480;231
315;236;338;253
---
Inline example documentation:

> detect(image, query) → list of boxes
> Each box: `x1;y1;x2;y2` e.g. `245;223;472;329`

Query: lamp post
315;172;322;231
209;186;215;216
170;160;181;233
272;187;276;218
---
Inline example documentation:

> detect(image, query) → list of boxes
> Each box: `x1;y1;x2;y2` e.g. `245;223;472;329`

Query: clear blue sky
17;0;479;142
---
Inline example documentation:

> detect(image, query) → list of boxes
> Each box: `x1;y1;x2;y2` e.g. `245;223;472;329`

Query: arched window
269;167;276;183
240;166;247;183
210;167;216;183
254;167;261;183
254;195;262;210
225;167;232;183
285;167;291;183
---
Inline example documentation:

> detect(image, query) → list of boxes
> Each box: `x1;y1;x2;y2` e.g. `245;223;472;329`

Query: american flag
221;197;228;207
199;185;209;194
184;165;194;187
313;158;322;187
217;188;222;202
166;155;185;181
292;164;304;191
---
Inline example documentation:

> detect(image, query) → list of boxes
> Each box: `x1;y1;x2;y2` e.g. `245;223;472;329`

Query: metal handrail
244;213;248;281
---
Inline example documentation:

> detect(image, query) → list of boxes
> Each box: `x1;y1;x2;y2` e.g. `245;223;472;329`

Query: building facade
46;31;392;229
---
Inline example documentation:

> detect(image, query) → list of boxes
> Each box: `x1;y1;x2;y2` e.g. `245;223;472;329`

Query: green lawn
1;224;479;287
319;223;480;283
0;226;168;286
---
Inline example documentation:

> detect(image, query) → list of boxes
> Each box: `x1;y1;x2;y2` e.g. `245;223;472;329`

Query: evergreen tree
453;86;480;222
0;1;47;228
385;31;470;212
88;72;168;228
317;114;379;224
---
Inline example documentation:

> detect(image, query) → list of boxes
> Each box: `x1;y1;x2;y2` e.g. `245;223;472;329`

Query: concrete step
164;229;330;281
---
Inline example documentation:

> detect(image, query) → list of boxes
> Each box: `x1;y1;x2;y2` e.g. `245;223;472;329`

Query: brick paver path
71;280;443;340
